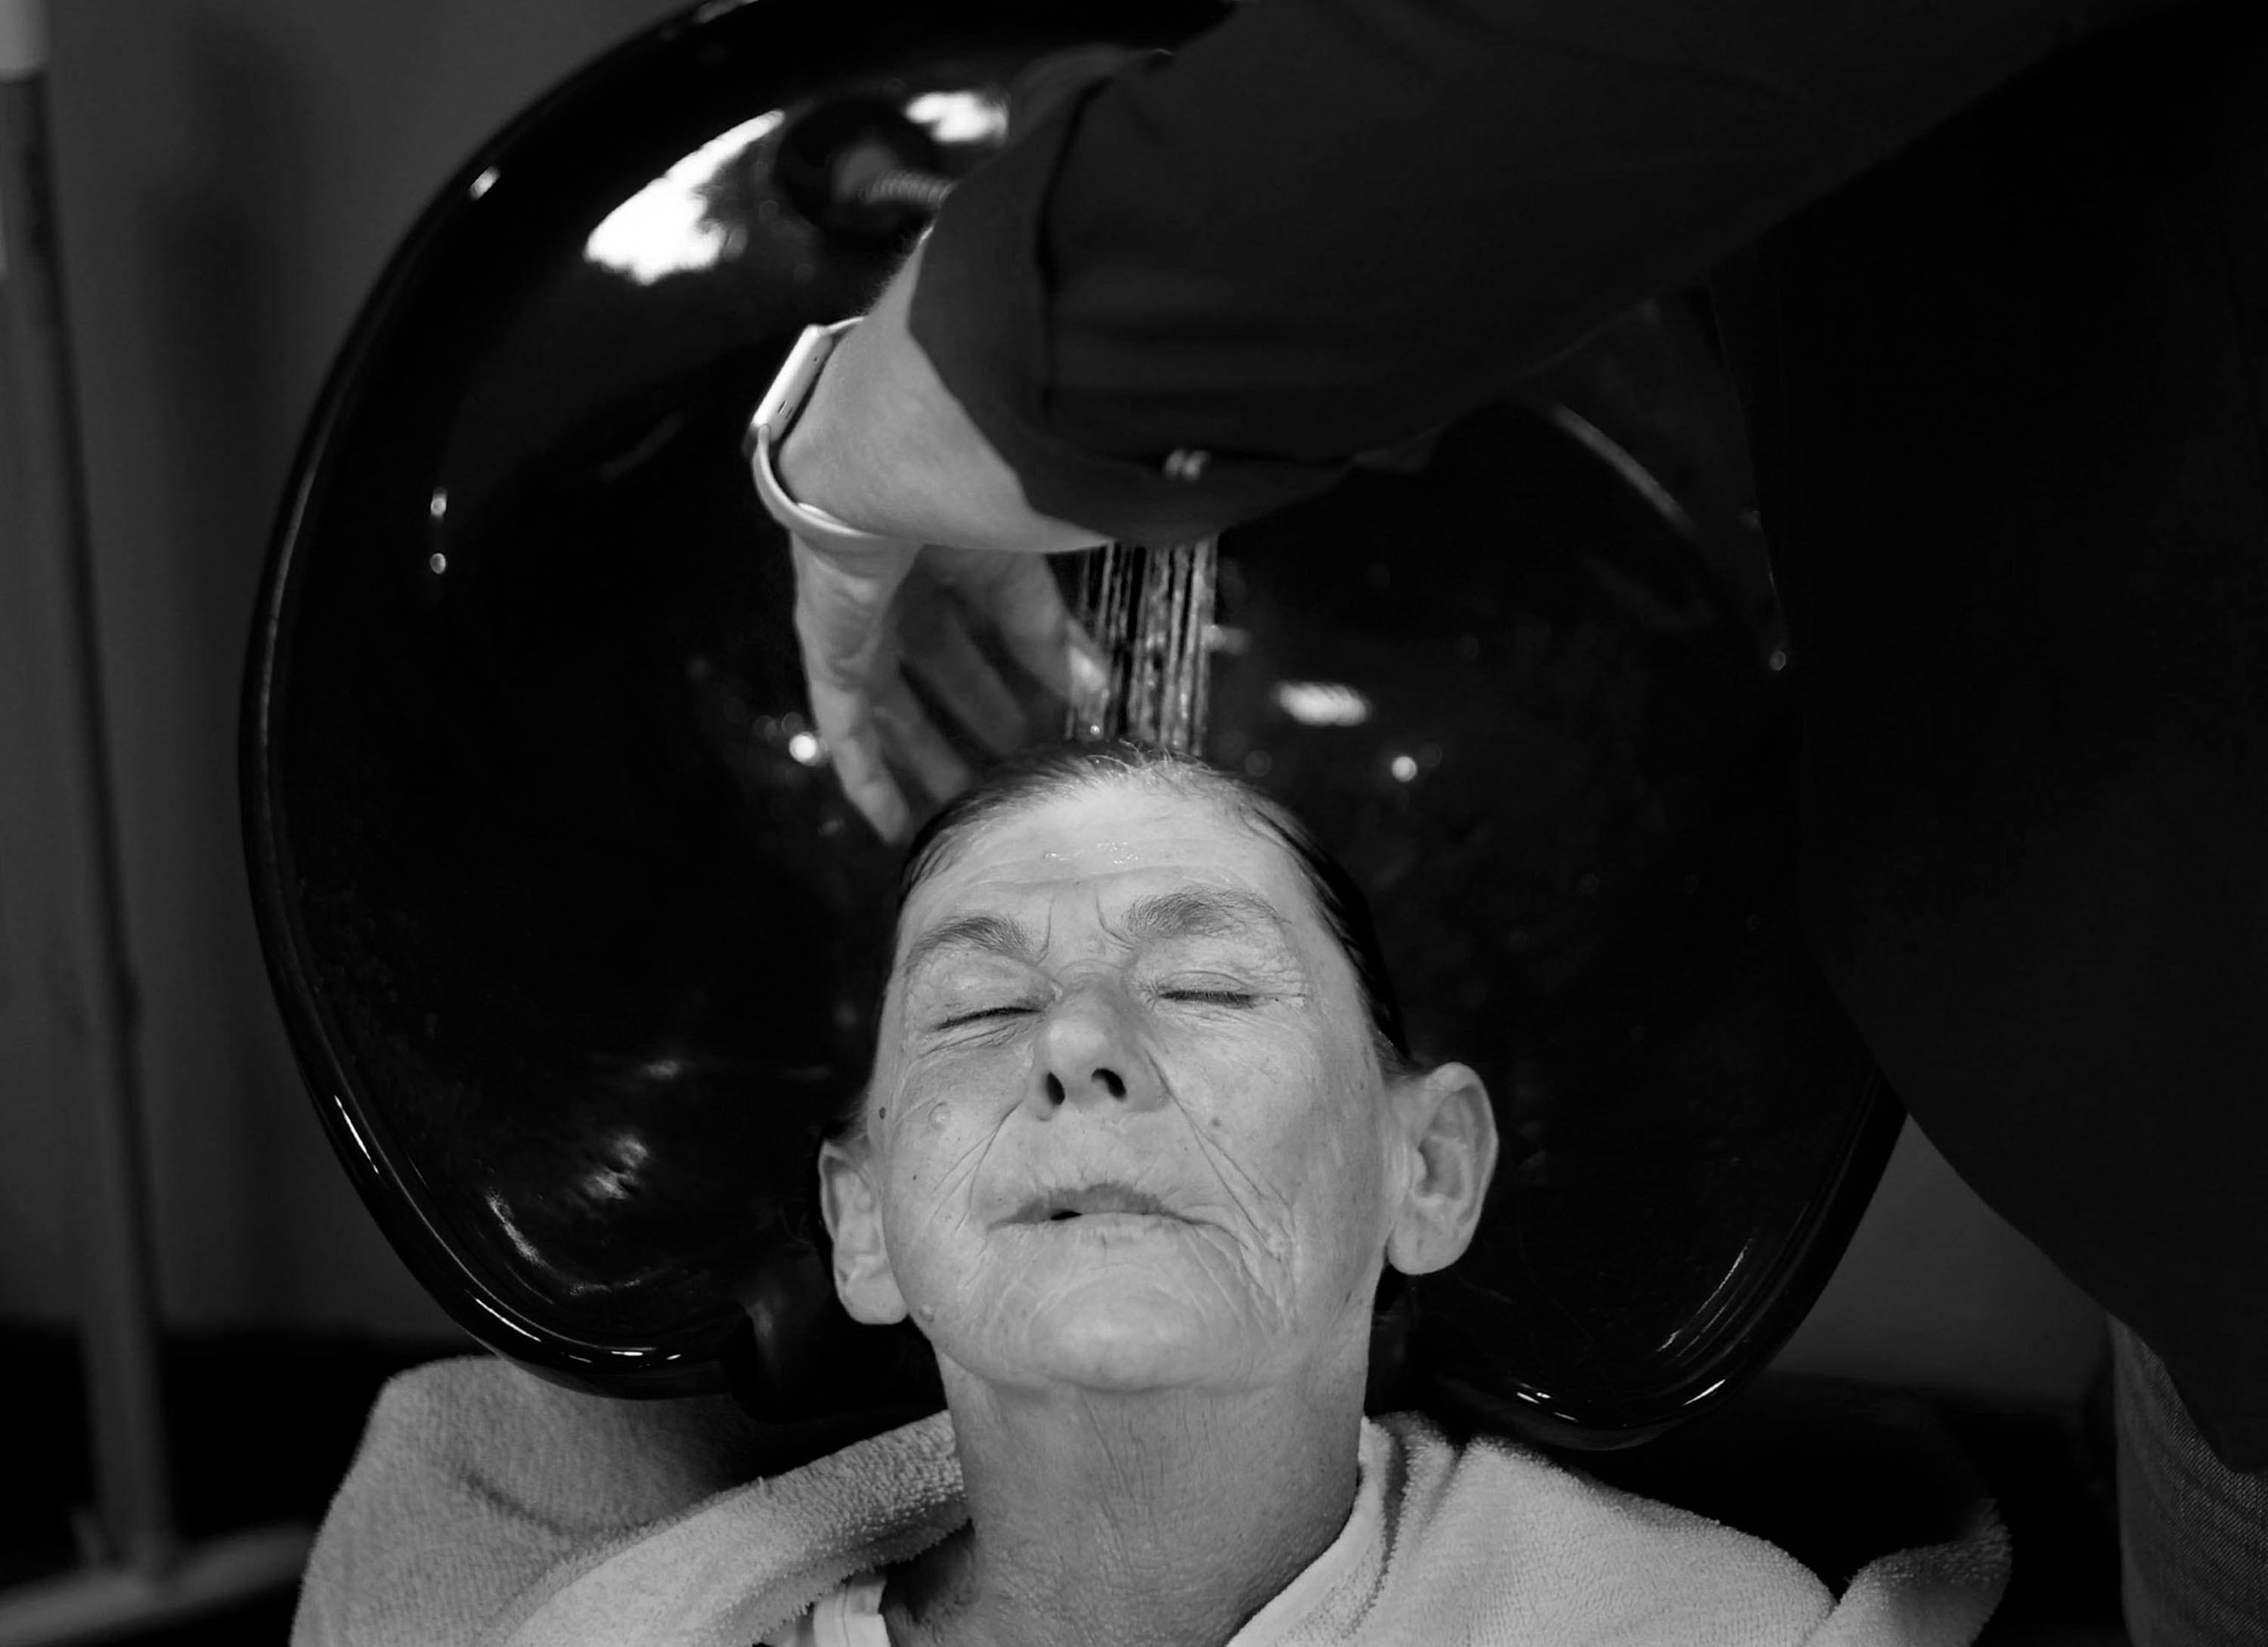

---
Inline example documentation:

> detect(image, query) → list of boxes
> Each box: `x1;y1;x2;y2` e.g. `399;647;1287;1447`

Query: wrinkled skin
822;778;1486;1398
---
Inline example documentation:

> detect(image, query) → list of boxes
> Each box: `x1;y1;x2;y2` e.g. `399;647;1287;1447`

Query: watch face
749;324;843;457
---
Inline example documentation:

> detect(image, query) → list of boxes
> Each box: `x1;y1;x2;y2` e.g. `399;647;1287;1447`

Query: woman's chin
993;1289;1255;1393
920;1229;1297;1392
1018;1331;1225;1392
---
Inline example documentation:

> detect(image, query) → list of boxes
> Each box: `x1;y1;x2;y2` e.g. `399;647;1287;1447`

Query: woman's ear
818;1135;909;1325
1385;1062;1499;1277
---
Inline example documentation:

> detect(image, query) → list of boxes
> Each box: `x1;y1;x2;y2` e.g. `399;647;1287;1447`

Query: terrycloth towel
293;1357;2009;1647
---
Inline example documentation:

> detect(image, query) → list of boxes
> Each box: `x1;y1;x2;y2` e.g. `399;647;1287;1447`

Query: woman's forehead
900;783;1316;942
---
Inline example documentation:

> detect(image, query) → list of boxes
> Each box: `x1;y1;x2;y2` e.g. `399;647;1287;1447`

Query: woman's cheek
1196;1037;1337;1150
882;1082;1002;1240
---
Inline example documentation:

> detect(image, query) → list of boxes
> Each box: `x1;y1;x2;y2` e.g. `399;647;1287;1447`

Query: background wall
0;0;2105;1399
0;0;685;1338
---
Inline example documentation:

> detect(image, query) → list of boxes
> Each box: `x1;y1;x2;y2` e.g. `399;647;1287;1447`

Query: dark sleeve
908;0;2172;543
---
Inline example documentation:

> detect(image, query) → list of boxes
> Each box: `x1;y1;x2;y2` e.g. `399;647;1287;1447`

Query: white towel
293;1356;2008;1647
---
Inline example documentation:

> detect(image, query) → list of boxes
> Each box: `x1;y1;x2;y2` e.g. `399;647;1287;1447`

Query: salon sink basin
241;0;1900;1448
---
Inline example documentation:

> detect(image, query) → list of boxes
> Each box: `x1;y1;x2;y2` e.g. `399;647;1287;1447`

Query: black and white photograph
1;0;2261;1641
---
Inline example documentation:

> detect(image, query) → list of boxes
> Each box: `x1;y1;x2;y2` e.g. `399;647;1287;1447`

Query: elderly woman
295;744;2006;1647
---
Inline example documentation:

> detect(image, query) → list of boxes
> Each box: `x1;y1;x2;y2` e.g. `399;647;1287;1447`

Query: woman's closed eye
938;1001;1040;1029
1154;981;1263;1008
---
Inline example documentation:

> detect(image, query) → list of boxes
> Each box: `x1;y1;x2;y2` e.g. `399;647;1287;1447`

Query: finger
789;534;919;839
931;548;1108;703
898;593;1027;756
803;667;910;843
789;534;919;693
872;671;973;808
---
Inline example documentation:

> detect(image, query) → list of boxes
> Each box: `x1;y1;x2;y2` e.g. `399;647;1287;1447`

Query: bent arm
801;0;2164;550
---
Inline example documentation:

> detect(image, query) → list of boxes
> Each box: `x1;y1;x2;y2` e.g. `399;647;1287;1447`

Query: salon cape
293;1357;2007;1646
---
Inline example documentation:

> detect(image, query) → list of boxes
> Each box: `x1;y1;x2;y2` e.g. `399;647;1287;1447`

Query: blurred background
0;1;2118;1639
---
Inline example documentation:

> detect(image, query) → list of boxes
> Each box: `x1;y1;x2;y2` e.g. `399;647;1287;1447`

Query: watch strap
745;318;912;553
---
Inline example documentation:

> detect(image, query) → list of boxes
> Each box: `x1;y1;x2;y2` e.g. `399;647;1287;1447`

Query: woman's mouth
1008;1181;1178;1224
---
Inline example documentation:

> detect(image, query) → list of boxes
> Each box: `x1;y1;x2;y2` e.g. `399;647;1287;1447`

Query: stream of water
1065;539;1219;755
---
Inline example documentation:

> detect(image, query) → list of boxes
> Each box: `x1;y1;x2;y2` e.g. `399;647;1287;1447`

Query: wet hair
891;738;1411;1071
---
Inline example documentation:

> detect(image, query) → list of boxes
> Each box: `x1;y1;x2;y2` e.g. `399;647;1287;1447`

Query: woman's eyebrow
900;890;1294;983
1116;886;1291;948
900;912;1043;980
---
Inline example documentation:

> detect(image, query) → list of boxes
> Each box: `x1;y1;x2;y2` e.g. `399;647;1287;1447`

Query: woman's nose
1028;986;1163;1116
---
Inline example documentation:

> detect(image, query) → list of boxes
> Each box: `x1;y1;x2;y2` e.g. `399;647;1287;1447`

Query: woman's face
826;779;1407;1397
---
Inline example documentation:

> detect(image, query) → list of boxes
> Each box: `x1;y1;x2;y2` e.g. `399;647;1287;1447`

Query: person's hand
772;239;1109;839
789;530;1105;841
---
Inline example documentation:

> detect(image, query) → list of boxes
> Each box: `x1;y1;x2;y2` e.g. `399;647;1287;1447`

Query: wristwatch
744;317;909;552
